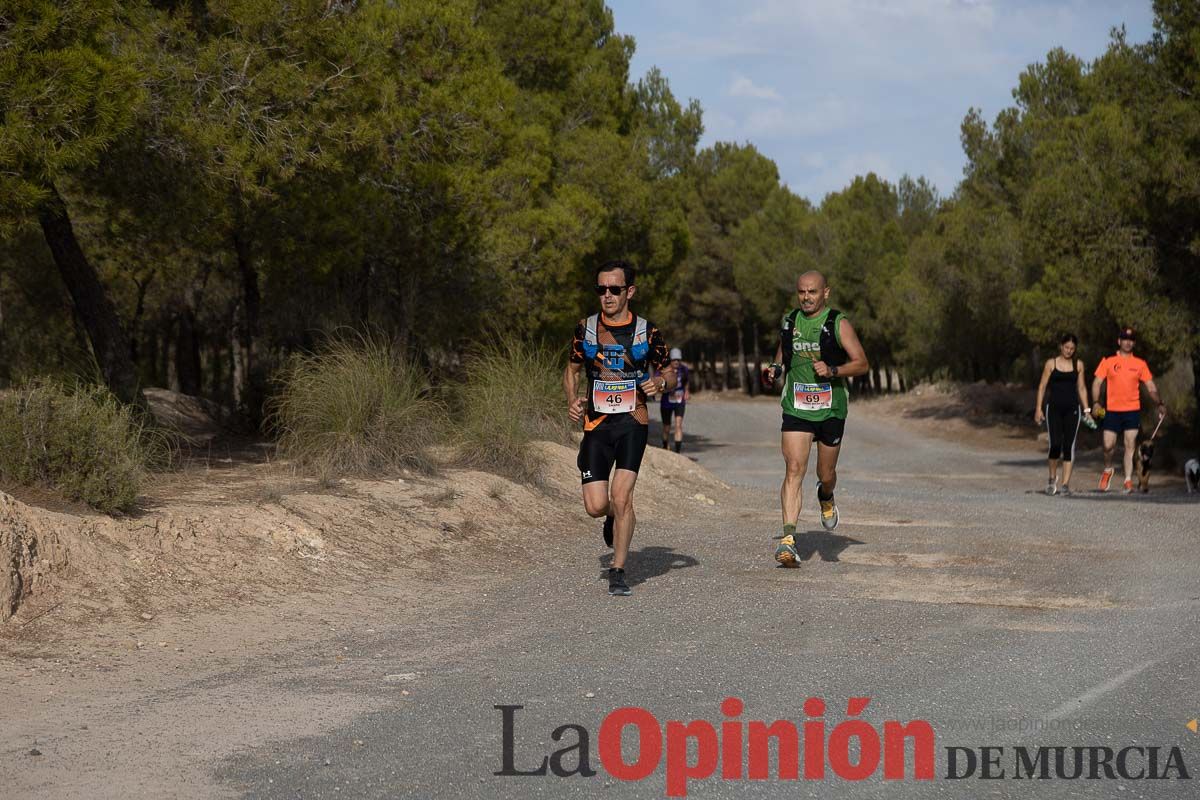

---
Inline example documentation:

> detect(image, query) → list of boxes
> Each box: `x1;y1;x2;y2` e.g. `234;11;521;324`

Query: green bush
0;381;156;513
268;336;445;477
455;334;573;484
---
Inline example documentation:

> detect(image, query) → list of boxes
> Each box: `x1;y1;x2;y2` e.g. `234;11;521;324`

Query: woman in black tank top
1034;333;1093;495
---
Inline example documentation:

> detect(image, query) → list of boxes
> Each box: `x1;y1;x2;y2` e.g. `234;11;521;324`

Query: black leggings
1044;404;1080;461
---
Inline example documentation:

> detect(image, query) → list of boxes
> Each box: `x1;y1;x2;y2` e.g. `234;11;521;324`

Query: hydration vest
581;313;650;378
781;308;848;373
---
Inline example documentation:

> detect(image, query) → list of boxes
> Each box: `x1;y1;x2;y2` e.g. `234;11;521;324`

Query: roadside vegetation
268;337;446;479
454;334;575;485
268;333;573;485
0;382;166;513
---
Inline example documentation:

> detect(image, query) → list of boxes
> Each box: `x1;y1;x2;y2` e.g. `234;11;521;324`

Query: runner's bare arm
641;363;676;396
1075;361;1090;410
1091;374;1105;409
814;318;869;378
1144;378;1166;418
1034;359;1053;422
762;341;785;387
563;361;586;422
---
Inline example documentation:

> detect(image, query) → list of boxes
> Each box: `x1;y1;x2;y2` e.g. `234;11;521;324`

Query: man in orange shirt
1091;327;1166;493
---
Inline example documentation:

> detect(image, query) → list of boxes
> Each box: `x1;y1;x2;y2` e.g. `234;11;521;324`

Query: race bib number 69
793;382;833;411
593;379;637;414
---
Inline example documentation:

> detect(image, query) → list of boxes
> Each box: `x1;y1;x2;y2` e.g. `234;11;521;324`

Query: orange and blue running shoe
1099;467;1115;492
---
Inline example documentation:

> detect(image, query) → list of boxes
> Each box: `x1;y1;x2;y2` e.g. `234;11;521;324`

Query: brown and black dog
1136;439;1155;493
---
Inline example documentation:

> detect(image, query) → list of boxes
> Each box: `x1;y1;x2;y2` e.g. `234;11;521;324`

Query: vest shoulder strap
633;316;647;343
584;313;600;346
782;308;802;372
820;308;848;367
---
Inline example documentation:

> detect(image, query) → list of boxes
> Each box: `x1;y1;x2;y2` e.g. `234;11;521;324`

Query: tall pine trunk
736;326;747;393
175;302;202;396
752;320;762;397
37;184;142;407
231;224;262;422
1191;342;1200;437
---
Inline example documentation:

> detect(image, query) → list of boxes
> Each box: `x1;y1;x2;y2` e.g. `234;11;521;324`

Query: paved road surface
222;399;1200;799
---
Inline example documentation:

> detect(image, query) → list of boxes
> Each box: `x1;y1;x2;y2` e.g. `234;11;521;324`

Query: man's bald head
795;270;830;315
797;270;827;291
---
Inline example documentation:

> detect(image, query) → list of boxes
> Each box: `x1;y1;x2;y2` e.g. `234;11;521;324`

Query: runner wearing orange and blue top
563;260;675;595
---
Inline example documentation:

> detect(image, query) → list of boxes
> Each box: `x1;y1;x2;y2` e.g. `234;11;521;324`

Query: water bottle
1082;410;1098;430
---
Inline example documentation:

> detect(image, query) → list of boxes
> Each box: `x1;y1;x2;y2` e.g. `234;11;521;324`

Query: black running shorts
661;404;685;426
781;413;845;447
578;423;649;484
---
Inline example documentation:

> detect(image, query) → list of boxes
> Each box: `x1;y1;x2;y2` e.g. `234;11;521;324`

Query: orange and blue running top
569;312;671;431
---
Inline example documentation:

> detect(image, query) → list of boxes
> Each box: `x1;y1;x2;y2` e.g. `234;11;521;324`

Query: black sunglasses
594;285;628;296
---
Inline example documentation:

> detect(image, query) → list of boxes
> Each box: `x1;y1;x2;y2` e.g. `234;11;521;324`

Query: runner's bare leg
781;431;814;526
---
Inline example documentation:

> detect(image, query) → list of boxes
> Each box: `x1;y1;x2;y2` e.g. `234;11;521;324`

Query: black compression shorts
578;423;649;484
781;413;845;447
661;404;685;426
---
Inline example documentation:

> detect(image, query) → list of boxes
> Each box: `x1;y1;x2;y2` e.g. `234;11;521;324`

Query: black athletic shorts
781;413;845;447
661;404;685;426
578;423;649;484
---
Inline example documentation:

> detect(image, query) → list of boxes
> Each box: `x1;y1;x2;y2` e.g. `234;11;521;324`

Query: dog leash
1149;414;1165;440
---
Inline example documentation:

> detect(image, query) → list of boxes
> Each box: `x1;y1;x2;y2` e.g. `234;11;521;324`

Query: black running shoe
608;567;631;596
602;515;614;548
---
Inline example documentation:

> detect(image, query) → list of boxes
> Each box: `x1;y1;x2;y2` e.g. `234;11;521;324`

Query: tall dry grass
268;336;446;478
454;334;573;485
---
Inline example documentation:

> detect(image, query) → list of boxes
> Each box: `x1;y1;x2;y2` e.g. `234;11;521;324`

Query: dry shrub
455;334;572;485
0;381;164;513
269;336;445;478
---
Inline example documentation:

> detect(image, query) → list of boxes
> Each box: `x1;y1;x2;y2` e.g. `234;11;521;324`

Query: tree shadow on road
598;546;699;586
647;420;726;456
995;457;1055;467
788;531;864;563
1054;489;1197;505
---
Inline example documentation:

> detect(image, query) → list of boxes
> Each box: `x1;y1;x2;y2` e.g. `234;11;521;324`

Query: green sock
783;523;797;537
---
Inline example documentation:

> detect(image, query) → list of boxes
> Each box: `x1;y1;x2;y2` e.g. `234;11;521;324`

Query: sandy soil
1;439;727;641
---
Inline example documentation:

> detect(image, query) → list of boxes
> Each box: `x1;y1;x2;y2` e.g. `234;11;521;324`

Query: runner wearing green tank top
761;271;870;566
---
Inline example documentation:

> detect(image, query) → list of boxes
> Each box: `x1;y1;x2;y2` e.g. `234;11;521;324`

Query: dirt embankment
857;381;1042;451
1;441;728;636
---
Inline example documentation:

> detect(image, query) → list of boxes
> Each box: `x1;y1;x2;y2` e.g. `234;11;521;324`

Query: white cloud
655;30;767;59
703;109;741;142
728;75;782;101
788;151;897;201
743;96;859;138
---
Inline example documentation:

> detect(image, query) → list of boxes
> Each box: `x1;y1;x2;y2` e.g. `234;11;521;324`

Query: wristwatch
830;366;839;377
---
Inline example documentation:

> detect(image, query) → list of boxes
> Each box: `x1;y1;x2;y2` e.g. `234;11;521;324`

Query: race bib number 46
593;379;637;414
793;382;832;411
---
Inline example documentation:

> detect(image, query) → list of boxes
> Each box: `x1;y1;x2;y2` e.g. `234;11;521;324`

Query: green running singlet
780;307;849;422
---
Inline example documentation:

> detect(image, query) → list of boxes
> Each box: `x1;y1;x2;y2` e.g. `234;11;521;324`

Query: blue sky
608;0;1155;203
